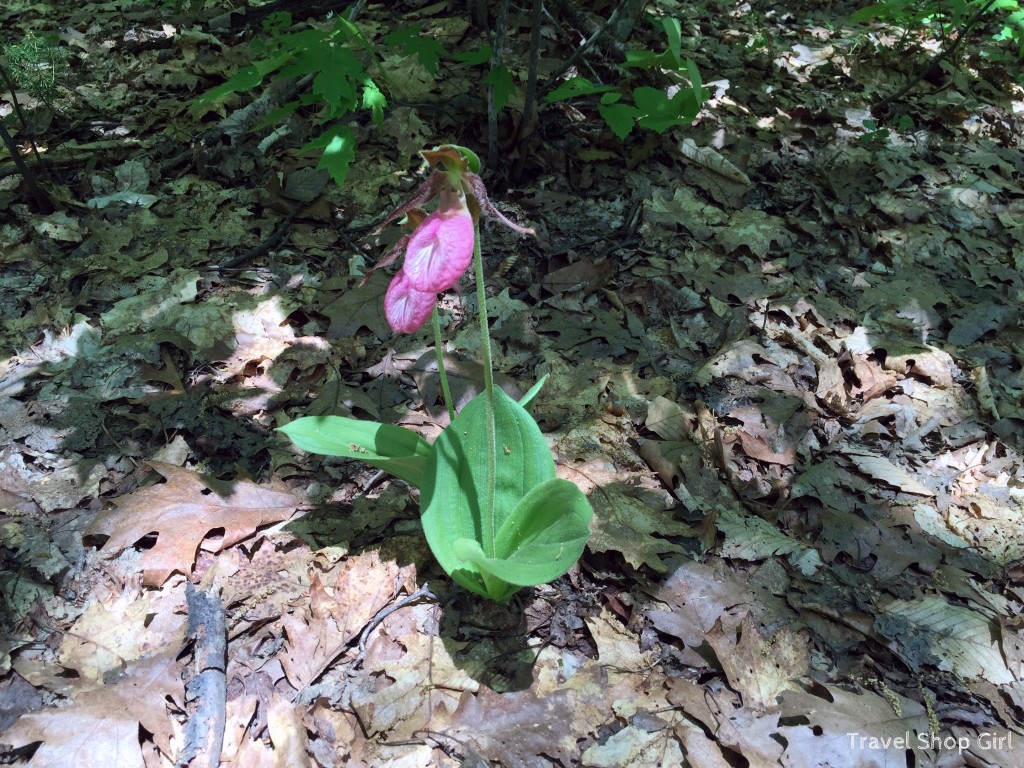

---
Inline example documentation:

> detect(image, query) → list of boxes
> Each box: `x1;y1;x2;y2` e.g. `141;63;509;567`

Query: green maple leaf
383;23;447;75
486;65;515;113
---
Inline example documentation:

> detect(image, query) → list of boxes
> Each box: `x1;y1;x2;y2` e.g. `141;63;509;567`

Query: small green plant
279;145;593;602
860;113;916;145
852;0;1024;58
191;12;421;186
3;31;71;105
545;16;708;139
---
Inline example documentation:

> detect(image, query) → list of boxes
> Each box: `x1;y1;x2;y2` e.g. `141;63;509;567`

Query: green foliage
3;31;71;104
156;0;208;13
860;114;916;146
486;64;516;114
852;0;1024;58
420;388;592;601
278;416;430;488
192;12;445;186
279;385;592;602
382;23;446;75
545;16;708;140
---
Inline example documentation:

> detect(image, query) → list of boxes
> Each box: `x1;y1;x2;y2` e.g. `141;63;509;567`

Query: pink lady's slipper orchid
377;146;534;334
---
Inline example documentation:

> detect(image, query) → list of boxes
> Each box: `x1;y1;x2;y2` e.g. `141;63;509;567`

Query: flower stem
473;221;497;558
431;305;455;424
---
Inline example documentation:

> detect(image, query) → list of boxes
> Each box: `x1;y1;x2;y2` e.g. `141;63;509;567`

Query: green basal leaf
517;374;548;412
688;59;704;101
278;415;430;488
452;477;592;586
663;17;683;66
621;49;674;69
422;388;570;600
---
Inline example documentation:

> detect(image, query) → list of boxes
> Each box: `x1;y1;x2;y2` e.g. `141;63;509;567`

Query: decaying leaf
845;452;936;497
588;489;693;572
876;595;1016;685
707;614;810;711
86;462;302;586
1;651;184;767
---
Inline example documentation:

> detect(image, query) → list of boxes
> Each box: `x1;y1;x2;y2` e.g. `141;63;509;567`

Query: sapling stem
473;221;497;558
431;305;455;424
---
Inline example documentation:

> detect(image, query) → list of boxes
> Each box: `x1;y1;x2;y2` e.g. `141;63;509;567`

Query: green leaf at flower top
278;416;430;488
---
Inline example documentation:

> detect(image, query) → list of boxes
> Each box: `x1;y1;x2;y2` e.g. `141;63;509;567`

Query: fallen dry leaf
87;462;302;586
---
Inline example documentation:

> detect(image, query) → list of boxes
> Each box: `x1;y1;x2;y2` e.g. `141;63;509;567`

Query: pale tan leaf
707;614;809;711
0;651;183;767
880;595;1015;684
87;462;302;586
678;138;751;186
845;452;936;496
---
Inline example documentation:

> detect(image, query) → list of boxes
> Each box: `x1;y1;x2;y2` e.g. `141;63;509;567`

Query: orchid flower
379;146;534;334
281;144;593;603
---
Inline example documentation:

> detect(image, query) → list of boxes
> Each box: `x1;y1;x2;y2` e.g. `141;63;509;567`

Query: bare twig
487;0;511;171
350;584;438;671
177;583;227;768
214;206;300;271
540;0;627;96
512;0;545;182
0;121;51;214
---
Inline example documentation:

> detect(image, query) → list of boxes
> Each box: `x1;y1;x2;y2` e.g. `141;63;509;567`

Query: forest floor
1;0;1023;766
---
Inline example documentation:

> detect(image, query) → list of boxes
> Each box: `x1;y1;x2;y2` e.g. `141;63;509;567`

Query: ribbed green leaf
421;388;558;599
452;478;592;586
278;416;429;488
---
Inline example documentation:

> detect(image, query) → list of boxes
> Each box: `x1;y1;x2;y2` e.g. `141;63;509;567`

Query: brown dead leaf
588;489;693;572
449;687;580;768
1;650;183;767
87;462;302;586
845;451;936;496
279;549;410;692
706;614;810;711
267;693;309;766
645;560;796;647
776;683;930;766
540;258;613;296
645;396;694;441
726;404;799;466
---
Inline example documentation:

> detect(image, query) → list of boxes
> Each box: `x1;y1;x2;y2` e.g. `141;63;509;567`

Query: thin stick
877;0;999;108
431;305;455;423
513;0;544;181
541;0;626;96
487;0;510;171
